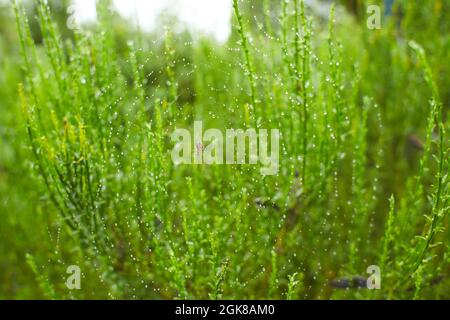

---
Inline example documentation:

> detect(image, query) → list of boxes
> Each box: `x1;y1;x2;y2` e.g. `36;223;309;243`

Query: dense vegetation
0;0;448;299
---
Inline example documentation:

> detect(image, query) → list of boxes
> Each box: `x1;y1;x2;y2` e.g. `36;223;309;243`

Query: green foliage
0;0;448;299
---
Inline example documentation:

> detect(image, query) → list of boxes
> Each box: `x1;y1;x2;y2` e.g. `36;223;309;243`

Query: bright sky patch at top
72;0;232;42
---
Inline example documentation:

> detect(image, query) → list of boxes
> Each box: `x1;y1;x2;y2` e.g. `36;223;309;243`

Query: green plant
0;0;447;300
